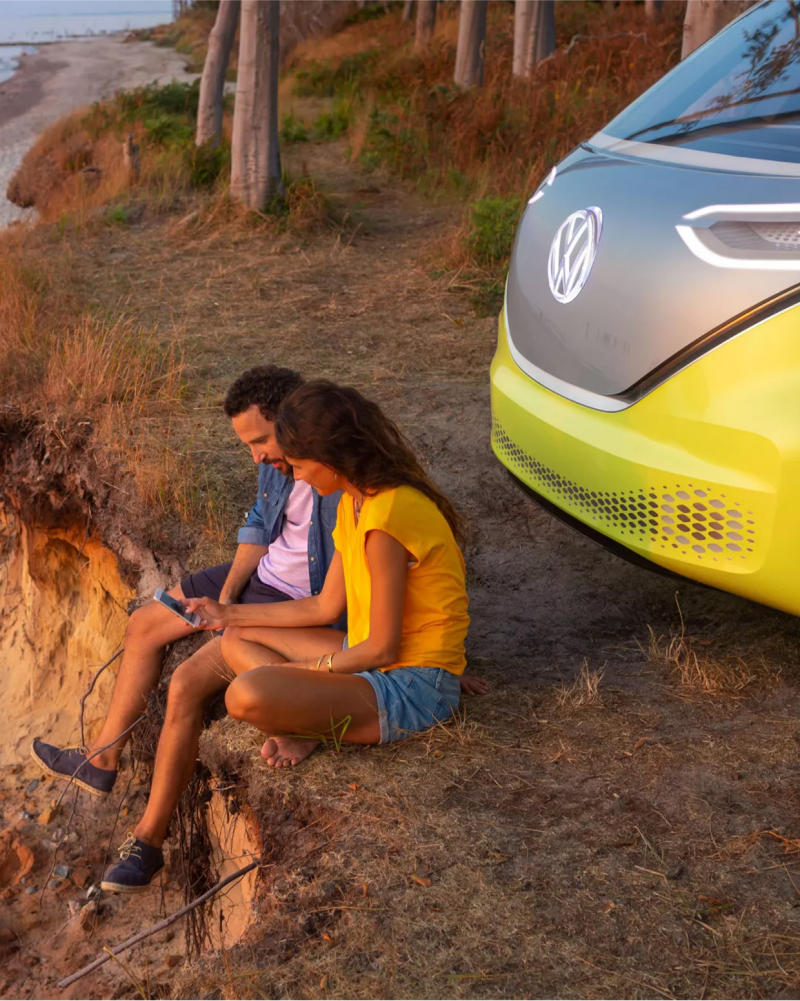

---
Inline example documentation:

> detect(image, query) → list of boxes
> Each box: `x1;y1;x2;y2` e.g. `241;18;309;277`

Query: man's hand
460;673;489;696
184;597;230;631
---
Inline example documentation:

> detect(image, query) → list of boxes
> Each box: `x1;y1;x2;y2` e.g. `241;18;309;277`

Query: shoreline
0;36;194;228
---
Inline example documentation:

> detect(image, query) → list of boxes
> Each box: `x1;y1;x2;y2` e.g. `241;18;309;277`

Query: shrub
311;99;352;141
185;141;230;188
280;113;310;143
467;197;522;267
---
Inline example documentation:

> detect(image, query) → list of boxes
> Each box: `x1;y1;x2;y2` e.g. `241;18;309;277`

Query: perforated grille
492;419;757;565
711;220;800;252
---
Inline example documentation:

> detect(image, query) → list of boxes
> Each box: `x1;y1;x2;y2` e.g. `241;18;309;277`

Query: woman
186;380;473;767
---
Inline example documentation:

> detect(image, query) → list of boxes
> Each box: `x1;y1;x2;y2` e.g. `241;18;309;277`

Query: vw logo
547;207;603;304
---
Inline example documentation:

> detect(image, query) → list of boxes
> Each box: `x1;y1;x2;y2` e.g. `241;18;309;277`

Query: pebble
53;865;71;879
48;879;62;890
37;806;56;826
79;900;98;932
25;779;39;795
24;887;37;895
19;811;34;821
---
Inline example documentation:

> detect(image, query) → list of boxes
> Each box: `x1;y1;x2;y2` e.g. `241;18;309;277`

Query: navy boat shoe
101;833;164;894
30;739;117;798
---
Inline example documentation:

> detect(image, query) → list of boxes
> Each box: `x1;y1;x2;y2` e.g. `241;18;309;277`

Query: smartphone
154;588;202;628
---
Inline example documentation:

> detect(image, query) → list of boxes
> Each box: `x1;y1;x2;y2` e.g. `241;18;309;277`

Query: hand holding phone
154;588;202;628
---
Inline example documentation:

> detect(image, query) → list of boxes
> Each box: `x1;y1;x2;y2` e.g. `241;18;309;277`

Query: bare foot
261;736;319;768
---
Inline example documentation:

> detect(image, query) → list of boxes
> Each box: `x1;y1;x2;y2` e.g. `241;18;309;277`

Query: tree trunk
196;0;240;148
403;0;415;22
454;0;488;88
681;0;754;59
644;0;663;21
513;0;555;77
415;0;437;52
231;0;284;209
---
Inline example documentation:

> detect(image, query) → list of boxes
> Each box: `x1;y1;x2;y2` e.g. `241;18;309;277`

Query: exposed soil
5;106;800;1001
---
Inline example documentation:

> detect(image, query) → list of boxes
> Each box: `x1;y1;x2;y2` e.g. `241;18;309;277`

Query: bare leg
221;626;349;765
133;637;231;849
89;585;197;770
225;664;380;767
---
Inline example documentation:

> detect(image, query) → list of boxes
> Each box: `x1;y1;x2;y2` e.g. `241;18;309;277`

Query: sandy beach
0;36;192;227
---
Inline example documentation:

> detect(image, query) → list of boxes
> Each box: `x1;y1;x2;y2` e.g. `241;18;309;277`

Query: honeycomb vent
711;220;800;253
492;419;756;564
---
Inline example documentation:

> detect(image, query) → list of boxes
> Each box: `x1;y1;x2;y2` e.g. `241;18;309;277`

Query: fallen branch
540;30;648;63
57;859;261;990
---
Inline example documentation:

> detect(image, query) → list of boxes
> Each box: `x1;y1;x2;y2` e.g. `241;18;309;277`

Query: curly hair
275;380;468;548
223;365;304;421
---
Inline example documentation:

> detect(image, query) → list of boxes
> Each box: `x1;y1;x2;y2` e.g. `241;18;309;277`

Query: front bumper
490;303;800;616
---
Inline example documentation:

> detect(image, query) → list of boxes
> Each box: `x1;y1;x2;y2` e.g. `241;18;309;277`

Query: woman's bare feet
261;736;319;767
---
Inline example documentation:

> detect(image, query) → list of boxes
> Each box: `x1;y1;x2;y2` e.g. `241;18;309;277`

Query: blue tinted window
605;0;800;163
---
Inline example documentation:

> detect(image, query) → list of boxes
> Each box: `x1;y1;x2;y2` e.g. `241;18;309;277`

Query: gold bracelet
327;653;335;673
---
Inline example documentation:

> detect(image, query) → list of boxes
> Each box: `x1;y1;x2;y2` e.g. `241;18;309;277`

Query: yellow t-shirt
332;486;470;675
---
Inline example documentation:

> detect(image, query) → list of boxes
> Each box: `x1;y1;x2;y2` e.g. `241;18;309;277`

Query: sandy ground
0;37;193;228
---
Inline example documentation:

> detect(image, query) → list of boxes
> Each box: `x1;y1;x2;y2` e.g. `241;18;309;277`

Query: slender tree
644;0;663;22
231;0;284;209
682;0;755;59
415;0;437;52
403;0;415;22
196;0;240;148
454;0;488;88
513;0;555;78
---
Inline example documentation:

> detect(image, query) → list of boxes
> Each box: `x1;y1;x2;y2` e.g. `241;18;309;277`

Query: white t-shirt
256;480;313;599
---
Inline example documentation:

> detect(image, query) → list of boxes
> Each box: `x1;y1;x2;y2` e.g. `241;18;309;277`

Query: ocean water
0;43;35;85
0;2;174;66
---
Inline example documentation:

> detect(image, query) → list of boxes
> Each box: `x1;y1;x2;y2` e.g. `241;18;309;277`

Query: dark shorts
180;562;293;605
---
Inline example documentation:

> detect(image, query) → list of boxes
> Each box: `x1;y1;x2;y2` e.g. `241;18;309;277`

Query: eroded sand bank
0;36;192;227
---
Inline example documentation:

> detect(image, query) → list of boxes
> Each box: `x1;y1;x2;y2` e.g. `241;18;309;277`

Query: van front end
491;294;800;616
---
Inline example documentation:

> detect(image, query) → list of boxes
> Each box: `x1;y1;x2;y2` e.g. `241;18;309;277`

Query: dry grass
646;602;781;699
554;659;605;710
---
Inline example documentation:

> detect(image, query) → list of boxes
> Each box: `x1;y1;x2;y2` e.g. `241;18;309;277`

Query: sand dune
0;36;193;228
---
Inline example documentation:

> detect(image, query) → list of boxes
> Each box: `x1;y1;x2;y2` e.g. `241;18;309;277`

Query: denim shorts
357;665;461;744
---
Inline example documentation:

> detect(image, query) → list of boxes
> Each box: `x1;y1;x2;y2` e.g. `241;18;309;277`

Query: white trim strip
503;298;630;413
590;131;800;178
683;202;800;221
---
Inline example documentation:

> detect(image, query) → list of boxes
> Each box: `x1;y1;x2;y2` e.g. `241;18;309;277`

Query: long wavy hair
275;380;468;548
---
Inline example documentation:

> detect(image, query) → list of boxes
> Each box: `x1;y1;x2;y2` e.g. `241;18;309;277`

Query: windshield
604;0;800;163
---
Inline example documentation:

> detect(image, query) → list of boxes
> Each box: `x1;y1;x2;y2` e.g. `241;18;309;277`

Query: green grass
311;99;352;140
280;113;310;144
293;51;379;98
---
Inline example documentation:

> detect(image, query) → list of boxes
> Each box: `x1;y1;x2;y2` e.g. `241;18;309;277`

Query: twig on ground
79;647;124;749
57;860;261;990
39;785;80;907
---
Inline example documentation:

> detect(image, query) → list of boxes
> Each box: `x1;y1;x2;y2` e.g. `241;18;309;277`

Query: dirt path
6;128;800;997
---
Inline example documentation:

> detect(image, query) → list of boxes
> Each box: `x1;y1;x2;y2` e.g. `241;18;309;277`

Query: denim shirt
238;463;341;597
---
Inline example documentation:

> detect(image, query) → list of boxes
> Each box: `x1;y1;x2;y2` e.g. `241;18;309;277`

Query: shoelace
53;744;90;770
117;833;143;861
